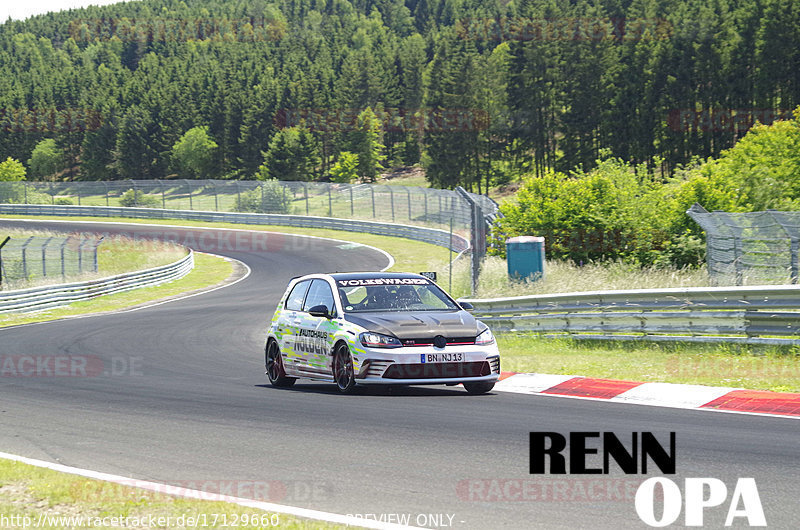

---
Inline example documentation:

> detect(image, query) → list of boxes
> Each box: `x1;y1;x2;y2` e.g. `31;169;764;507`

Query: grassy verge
0;253;232;329
498;335;800;392
0;458;347;529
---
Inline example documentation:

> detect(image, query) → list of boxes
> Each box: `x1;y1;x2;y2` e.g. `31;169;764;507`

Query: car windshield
336;280;459;313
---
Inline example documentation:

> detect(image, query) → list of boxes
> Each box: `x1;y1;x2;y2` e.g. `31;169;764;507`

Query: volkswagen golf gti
264;272;500;394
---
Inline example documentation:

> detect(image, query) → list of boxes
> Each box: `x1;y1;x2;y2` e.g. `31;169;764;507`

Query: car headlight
475;327;495;346
359;332;402;348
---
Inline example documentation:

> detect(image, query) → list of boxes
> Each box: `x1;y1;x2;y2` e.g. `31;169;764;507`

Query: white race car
264;272;500;394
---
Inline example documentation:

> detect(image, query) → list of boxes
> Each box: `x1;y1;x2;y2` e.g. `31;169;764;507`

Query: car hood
343;310;479;340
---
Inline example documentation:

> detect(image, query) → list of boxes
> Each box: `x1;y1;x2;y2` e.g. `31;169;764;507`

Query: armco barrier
0;204;470;254
0;251;194;313
460;285;800;345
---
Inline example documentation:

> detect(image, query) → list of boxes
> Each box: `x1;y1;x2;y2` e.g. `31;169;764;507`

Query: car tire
332;342;356;394
265;340;296;388
463;381;495;394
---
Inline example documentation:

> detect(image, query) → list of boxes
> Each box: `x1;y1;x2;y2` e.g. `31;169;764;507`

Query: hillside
0;0;798;191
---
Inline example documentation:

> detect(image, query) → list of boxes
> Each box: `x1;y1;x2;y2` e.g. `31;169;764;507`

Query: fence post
371;186;376;219
349;184;354;216
211;180;219;211
50;182;55;205
236;181;241;210
103;181;109;206
21;236;34;281
406;187;412;220
60;240;68;279
304;182;309;215
77;185;81;206
389;187;395;221
93;237;104;272
733;237;743;286
328;184;333;217
449;217;453;293
78;238;85;273
0;236;9;289
455;187;485;295
157;179;166;209
130;179;138;206
791;238;799;284
41;237;53;277
24;182;28;204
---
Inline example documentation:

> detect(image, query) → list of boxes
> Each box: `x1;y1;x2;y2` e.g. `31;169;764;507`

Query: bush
234;180;290;214
54;197;73;205
119;188;161;208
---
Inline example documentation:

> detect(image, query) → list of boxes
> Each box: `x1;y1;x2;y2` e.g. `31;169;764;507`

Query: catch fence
0;235;103;290
688;204;800;286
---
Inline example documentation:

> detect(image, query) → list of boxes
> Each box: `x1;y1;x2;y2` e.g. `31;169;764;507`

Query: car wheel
332;343;356;394
265;340;296;388
463;381;495;395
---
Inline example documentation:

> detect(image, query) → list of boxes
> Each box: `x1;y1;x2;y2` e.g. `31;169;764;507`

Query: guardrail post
0;236;9;289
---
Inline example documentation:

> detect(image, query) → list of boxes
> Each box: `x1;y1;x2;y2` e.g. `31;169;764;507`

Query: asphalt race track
1;219;798;529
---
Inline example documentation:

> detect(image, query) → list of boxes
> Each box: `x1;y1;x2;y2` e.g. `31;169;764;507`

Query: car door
277;279;311;374
297;278;338;376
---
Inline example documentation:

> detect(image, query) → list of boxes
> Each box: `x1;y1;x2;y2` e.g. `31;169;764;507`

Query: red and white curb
494;372;800;419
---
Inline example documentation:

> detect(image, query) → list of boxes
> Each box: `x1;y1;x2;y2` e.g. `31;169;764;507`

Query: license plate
421;352;464;363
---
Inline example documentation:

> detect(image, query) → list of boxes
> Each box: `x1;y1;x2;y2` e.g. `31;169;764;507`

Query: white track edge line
0;451;422;530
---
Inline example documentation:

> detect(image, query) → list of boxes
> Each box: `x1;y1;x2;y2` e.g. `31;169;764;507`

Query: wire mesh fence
688;203;800;286
0;235;104;290
0;179;500;293
0;179;498;234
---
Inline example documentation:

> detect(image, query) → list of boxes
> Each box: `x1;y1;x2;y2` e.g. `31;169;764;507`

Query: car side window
284;280;311;311
303;279;336;316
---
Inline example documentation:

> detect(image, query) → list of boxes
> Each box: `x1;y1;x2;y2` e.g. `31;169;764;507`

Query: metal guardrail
461;285;800;345
0;250;194;314
0;204;470;254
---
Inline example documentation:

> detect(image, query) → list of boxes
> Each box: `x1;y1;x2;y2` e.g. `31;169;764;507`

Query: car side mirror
308;305;332;318
459;301;474;311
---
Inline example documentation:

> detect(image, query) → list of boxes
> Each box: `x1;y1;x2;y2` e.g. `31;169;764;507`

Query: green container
506;236;545;280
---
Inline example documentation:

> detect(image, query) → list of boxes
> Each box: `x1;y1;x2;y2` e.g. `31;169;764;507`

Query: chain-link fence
688;203;800;286
0;235;104;290
0;179;498;232
0;179;501;293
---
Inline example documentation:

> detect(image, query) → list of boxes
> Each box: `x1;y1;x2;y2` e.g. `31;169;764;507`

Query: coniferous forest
0;0;797;193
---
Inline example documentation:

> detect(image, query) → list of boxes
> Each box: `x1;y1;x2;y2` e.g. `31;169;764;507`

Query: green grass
0;458;349;529
498;335;800;392
0;253;232;328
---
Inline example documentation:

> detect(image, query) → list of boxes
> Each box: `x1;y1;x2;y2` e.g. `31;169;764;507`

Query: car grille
358;360;393;379
488;356;500;374
400;337;476;347
382;361;491;379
